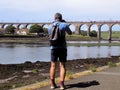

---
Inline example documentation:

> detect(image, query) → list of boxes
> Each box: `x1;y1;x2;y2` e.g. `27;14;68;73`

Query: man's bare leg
50;61;57;88
59;62;66;89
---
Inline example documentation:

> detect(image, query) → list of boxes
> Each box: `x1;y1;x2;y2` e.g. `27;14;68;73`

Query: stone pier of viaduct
0;21;120;40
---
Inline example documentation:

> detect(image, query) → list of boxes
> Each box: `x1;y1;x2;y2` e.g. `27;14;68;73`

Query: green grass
66;71;74;79
68;31;120;40
112;31;120;38
108;62;117;67
88;65;97;72
32;69;39;74
67;34;99;41
101;31;120;39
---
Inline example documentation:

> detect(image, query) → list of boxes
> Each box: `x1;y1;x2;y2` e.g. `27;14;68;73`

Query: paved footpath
38;66;120;90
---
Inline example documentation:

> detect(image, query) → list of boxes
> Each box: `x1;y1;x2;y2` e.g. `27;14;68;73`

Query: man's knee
51;62;56;68
60;62;66;68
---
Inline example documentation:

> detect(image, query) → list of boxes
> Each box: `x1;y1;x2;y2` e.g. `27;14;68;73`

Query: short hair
54;13;62;20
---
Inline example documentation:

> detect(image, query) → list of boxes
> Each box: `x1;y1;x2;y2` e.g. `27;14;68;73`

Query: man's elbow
68;31;72;35
70;32;72;35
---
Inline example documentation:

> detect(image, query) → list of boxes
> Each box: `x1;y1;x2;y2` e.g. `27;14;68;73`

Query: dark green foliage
5;25;16;34
43;28;48;33
29;24;44;34
90;30;97;37
80;30;87;36
108;62;117;67
89;65;97;72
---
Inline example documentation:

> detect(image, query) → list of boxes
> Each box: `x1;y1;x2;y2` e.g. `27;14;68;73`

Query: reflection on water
67;46;120;60
67;40;120;44
0;42;120;64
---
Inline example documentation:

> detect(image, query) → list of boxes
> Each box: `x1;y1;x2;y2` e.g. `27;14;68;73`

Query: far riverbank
0;35;120;46
0;35;100;44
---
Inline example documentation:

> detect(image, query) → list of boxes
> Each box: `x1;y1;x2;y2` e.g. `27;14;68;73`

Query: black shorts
51;48;67;62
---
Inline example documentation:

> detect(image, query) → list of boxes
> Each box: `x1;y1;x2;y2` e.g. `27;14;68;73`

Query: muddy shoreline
0;56;120;90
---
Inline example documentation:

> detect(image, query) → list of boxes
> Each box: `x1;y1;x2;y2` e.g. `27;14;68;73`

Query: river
0;41;120;64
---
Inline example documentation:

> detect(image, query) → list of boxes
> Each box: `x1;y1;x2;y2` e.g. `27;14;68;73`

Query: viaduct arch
0;21;120;40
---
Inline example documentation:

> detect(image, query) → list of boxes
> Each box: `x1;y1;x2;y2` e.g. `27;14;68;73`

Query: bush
80;30;87;36
108;62;116;67
66;71;74;79
29;24;44;34
5;25;16;34
89;65;97;72
90;30;97;37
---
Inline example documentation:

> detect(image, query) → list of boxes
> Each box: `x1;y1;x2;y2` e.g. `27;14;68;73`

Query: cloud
0;0;49;12
0;0;120;21
1;0;120;13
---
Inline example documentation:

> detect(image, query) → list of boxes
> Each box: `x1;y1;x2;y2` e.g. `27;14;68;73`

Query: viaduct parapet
0;21;120;40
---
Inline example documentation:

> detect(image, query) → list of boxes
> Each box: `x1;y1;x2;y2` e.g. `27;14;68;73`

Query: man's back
48;21;72;48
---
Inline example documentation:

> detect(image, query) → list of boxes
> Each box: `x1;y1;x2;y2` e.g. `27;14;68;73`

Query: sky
0;0;120;22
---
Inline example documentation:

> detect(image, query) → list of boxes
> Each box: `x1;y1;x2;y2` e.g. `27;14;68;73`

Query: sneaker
50;84;57;89
60;85;65;90
60;81;65;90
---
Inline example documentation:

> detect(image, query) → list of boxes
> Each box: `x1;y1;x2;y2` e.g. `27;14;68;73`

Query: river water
0;41;120;64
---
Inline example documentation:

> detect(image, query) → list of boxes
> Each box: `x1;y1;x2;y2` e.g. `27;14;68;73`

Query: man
48;13;72;90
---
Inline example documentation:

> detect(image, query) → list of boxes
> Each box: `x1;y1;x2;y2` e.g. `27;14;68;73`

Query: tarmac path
38;66;120;90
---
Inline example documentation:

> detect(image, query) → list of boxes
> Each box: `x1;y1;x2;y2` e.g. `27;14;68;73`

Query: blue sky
0;0;120;22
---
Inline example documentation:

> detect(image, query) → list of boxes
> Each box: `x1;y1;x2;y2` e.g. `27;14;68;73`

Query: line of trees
1;24;48;36
1;24;97;37
80;30;97;37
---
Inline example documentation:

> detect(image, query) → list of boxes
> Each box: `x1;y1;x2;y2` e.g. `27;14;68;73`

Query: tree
80;30;87;36
43;28;48;33
29;24;44;34
90;30;97;37
5;25;16;34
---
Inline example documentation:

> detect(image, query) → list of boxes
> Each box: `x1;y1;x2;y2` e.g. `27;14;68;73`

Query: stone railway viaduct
0;21;120;40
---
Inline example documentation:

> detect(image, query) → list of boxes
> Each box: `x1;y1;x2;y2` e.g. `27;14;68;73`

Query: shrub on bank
89;65;97;72
108;62;117;67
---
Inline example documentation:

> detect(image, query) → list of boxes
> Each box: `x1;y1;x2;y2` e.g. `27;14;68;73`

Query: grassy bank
66;34;99;41
0;35;120;46
0;35;99;43
101;31;120;39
